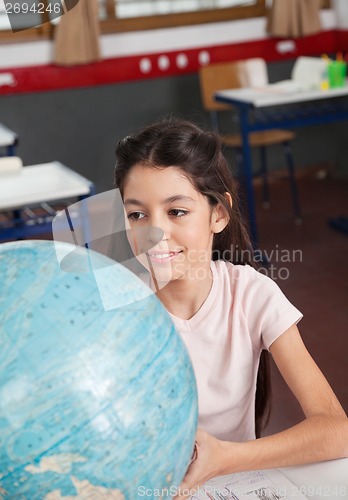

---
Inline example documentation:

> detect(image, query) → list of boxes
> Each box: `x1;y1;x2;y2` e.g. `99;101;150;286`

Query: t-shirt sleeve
242;267;303;351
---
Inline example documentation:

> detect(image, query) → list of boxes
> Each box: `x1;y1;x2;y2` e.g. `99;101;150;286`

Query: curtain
54;0;101;66
266;0;321;38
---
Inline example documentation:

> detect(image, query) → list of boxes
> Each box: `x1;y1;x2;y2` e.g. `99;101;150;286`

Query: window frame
0;0;332;41
101;0;266;33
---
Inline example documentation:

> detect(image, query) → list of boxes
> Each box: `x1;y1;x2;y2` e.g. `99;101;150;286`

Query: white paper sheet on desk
268;80;306;93
190;469;308;499
255;81;305;95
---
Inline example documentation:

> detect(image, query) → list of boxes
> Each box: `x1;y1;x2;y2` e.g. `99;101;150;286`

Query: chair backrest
199;58;268;112
199;61;243;111
291;56;327;90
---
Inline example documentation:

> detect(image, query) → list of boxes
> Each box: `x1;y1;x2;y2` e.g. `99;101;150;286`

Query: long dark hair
114;116;271;437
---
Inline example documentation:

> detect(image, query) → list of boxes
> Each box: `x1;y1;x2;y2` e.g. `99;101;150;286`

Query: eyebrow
124;195;196;206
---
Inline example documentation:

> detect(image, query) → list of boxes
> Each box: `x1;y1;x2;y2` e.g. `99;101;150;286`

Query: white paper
190;469;308;499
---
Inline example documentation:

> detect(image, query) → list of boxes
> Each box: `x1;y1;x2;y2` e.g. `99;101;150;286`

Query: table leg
239;106;259;248
7;144;16;156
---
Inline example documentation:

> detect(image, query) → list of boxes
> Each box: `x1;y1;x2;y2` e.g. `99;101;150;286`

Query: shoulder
212;260;302;350
212;260;278;296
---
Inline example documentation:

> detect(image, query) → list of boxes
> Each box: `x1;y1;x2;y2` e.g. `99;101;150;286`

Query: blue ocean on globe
0;240;198;499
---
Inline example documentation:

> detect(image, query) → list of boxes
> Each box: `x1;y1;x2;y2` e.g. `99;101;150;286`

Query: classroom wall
0;8;339;71
0;9;338;92
0;75;202;192
1;59;346;194
0;7;347;192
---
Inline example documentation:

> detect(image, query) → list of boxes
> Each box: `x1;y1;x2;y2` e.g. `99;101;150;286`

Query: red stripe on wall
336;30;348;53
0;29;343;95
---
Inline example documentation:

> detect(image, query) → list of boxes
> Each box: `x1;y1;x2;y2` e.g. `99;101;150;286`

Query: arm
175;324;348;498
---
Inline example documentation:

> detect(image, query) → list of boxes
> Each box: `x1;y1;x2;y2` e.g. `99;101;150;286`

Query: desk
215;85;348;247
0;122;17;156
280;458;348;499
0;161;95;241
199;458;348;499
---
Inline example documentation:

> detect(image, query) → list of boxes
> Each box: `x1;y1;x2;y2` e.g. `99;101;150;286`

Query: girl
114;117;348;497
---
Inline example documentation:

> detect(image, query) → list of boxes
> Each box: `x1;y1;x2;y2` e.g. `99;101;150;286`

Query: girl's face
123;164;227;286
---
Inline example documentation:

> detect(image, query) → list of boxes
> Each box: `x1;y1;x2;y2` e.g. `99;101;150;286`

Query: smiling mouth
146;251;182;263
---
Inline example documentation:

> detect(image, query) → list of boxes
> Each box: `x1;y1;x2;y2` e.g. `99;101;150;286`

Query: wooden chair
199;59;302;221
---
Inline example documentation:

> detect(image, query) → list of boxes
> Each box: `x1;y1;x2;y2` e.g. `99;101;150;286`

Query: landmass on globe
0;473;125;500
25;453;88;475
44;476;125;499
24;454;124;497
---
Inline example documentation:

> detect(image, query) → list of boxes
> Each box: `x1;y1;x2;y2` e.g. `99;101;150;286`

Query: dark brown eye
128;212;145;220
169;209;188;217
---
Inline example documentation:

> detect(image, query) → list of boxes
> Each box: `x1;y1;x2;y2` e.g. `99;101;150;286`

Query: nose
147;226;165;246
128;213;169;256
147;213;169;244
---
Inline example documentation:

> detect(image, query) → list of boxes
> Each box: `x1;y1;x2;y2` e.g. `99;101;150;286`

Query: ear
211;193;232;234
224;192;233;208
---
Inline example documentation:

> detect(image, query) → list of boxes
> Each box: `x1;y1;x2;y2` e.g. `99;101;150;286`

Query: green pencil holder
328;61;347;88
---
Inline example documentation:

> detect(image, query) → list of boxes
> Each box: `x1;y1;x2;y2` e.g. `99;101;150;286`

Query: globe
0;240;198;499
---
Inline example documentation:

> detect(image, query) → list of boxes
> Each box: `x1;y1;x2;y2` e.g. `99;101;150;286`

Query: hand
173;428;227;499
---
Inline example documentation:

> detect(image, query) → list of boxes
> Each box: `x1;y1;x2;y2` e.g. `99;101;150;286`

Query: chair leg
259;145;270;208
282;141;302;223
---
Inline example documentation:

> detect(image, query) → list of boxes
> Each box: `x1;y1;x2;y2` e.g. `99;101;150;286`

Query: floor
252;171;348;436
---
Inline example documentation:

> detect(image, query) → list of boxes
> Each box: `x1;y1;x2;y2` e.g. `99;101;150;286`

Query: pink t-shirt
169;260;303;442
